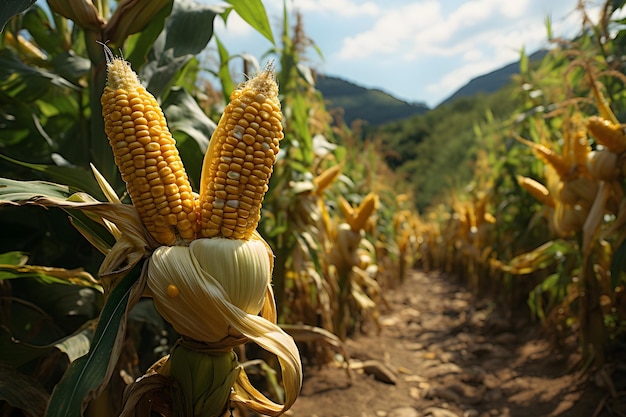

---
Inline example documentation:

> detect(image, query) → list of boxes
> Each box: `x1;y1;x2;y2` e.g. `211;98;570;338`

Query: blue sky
212;0;603;108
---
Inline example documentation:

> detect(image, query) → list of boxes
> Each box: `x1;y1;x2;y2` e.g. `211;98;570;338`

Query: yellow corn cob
586;116;626;155
4;32;47;60
313;164;341;195
348;192;378;232
101;47;197;245
590;79;619;125
515;135;571;179
516;175;555;207
198;66;283;240
337;195;354;220
533;144;571;179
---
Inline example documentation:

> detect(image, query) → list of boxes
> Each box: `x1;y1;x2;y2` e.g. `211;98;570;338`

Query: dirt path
287;270;609;417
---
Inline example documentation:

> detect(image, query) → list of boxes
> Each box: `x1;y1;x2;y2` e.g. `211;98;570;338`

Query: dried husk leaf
47;0;105;31
104;0;172;45
582;181;611;257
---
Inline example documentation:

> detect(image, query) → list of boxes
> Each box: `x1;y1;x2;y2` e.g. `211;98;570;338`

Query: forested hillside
316;74;429;126
373;87;520;209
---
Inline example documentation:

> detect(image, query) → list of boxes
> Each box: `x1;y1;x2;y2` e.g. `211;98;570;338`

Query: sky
212;0;604;108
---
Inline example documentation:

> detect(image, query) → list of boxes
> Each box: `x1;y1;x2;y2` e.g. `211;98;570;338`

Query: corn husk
145;234;302;416
587;150;621;181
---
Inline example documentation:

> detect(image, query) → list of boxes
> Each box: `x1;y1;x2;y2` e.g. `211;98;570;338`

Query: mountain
316;75;429;127
315;50;547;127
438;50;548;105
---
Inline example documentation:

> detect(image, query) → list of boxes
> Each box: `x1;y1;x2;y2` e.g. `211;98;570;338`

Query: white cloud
462;49;484;62
336;0;442;59
334;0;538;62
262;0;379;17
298;0;379;17
214;10;254;37
498;0;530;18
424;20;547;100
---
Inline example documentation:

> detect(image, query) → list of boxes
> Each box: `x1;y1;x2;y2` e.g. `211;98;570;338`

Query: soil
285;270;626;417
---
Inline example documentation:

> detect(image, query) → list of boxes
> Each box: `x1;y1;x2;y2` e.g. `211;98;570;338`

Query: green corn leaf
142;0;222;98
0;325;94;368
0;177;72;202
225;0;274;44
0;0;36;32
545;15;552;40
0;251;28;265
215;34;236;101
163;0;222;58
125;0;174;70
519;46;528;76
45;264;142;417
0;155;106;201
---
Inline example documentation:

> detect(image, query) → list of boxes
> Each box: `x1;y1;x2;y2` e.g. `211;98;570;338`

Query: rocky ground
286;270;625;417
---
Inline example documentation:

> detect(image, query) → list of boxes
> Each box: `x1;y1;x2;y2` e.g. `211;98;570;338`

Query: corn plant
0;1;308;416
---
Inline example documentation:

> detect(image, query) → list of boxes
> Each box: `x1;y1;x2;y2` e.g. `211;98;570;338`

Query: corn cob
516;175;555;207
348;192;378;232
515;135;571;179
590;79;619;125
586;116;626;155
198;66;283;240
313;164;341;195
4;32;46;60
337;195;355;220
101;47;197;245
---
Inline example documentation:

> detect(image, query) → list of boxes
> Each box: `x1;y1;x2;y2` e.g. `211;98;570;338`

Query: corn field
0;0;625;416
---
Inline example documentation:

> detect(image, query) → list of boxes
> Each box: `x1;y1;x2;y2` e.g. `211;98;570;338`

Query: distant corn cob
586;116;626;155
313;164;341;195
4;32;46;60
570;126;591;176
348;192;378;232
515;135;571;179
590;79;619;125
337;195;355;220
563;113;591;175
198;66;283;240
517;175;555;208
101;46;197;245
531;144;570;179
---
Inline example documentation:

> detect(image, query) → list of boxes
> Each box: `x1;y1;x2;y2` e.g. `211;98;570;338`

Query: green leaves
163;0;222;58
45;264;144;417
125;1;174;70
143;0;222;97
0;155;107;201
0;49;77;102
225;0;274;44
0;177;72;202
0;0;36;32
215;34;236;101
